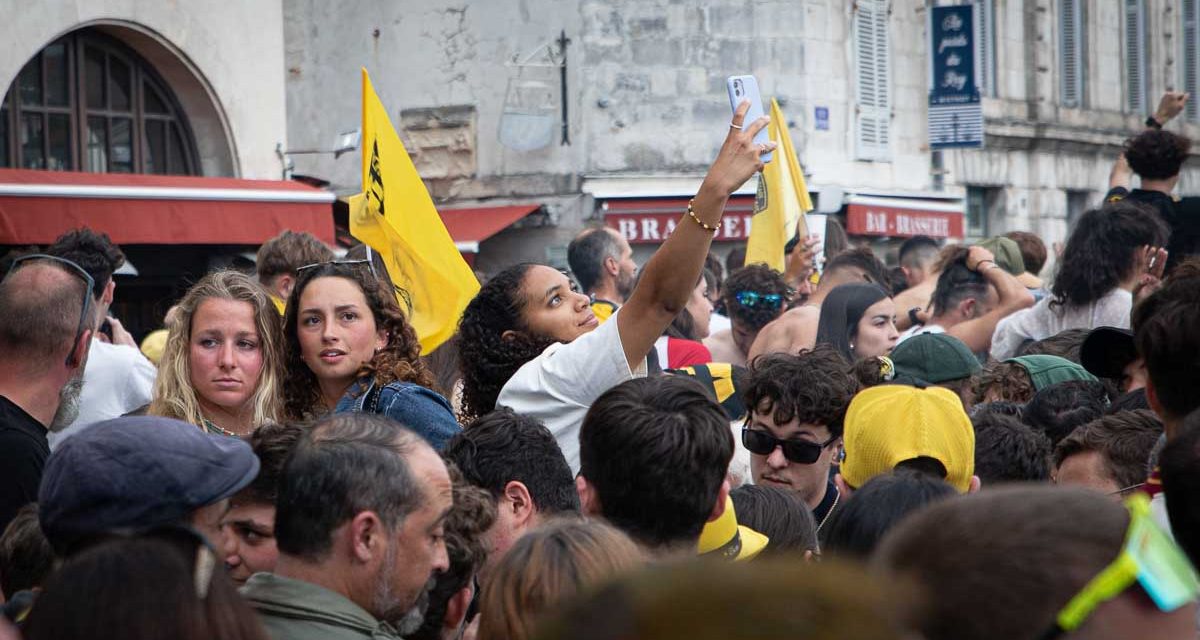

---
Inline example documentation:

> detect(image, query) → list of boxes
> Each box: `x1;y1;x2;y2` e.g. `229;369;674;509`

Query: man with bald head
567;227;638;323
0;254;94;532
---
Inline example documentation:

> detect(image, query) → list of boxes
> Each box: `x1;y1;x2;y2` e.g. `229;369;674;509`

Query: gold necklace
816;488;840;532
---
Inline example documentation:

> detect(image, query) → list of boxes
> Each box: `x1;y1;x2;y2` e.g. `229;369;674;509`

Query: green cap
1007;355;1099;391
892;333;982;384
976;237;1026;276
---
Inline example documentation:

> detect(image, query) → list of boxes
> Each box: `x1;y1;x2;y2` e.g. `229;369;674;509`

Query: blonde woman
478;520;644;640
149;270;285;435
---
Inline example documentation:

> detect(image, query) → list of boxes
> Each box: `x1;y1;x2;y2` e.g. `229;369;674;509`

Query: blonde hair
148;270;285;430
478;519;644;640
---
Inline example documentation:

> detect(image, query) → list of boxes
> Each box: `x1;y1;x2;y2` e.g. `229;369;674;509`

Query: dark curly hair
744;344;860;438
973;362;1035;405
237;422;307;506
1124;129;1192;180
1051;201;1168;309
456;263;557;423
409;462;497;640
971;411;1051;483
282;263;434;419
46;227;126;298
722;264;790;330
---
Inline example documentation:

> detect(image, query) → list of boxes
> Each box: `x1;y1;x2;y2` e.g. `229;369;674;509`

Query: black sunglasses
5;254;95;365
742;425;838;465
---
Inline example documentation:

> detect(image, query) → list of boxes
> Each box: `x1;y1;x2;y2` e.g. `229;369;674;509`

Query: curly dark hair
973;362;1035;405
409;462;497;640
456;263;556;423
971;412;1051;483
46;228;126;298
237;422;307;506
723;264;791;330
1124;129;1192;180
1051;201;1168;308
282;263;434;419
745;344;860;438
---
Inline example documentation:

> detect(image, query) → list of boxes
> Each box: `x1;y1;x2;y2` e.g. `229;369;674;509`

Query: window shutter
1184;0;1199;121
855;0;891;161
1125;0;1146;113
1059;0;1083;108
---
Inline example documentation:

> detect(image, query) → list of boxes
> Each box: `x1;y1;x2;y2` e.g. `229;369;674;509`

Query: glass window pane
18;56;42;106
144;81;168;114
168;123;189;174
21;114;45;169
44;42;69;107
87;116;108;172
47;113;71;171
144;119;165;174
109;56;131;112
110;117;132;173
85;46;106;109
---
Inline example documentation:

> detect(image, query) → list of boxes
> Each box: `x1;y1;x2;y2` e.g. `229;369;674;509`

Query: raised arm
946;246;1036;354
618;102;775;368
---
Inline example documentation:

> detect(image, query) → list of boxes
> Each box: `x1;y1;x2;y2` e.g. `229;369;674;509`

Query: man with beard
567;227;638;323
242;413;452;640
46;228;157;445
0;255;94;533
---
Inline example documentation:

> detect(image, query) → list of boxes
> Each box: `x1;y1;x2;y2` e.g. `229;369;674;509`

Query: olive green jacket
241;573;402;640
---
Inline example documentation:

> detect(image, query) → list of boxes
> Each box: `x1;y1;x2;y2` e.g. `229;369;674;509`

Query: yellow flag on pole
745;98;814;271
349;68;480;354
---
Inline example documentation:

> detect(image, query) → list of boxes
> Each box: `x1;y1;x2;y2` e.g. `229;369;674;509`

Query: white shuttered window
1059;0;1084;108
854;0;891;161
1125;0;1147;113
1184;0;1199;121
976;0;996;97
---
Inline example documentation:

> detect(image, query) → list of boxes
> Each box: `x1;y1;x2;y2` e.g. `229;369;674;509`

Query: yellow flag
350;68;480;354
745;98;814;271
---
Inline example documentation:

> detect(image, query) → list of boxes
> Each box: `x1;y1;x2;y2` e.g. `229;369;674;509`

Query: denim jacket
335;376;461;451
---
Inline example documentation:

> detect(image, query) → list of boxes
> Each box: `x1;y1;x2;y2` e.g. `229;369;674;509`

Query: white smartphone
726;75;773;163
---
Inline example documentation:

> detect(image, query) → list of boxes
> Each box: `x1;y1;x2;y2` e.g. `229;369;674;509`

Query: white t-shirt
49;339;157;449
896;323;946;345
708;312;732;334
497;309;646;474
990;288;1132;361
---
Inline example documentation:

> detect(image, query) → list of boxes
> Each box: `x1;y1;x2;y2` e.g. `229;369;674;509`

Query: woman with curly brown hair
456;102;774;471
281;261;460;449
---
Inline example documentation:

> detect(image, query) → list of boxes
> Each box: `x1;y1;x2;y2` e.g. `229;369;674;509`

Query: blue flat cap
39;415;259;552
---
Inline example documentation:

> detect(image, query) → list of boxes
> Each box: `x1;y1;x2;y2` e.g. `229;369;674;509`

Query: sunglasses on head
297;245;378;278
5;254;95;366
741;425;838;465
735;290;785;310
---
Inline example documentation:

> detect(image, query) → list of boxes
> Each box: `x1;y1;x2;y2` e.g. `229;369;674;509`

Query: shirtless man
705;264;791;367
747;248;888;360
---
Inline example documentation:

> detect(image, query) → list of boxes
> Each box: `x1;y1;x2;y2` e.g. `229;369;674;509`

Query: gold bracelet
687;199;719;233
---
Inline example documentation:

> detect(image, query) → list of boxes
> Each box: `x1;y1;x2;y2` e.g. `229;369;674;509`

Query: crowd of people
1;96;1200;640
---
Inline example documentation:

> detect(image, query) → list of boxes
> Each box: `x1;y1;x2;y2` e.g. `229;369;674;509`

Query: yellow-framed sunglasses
1038;494;1199;639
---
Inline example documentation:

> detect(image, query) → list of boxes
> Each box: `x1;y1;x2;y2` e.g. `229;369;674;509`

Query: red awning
440;205;541;253
0;169;336;245
845;196;964;239
602;195;757;244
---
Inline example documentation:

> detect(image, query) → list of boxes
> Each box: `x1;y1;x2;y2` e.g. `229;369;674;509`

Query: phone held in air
725;75;773;163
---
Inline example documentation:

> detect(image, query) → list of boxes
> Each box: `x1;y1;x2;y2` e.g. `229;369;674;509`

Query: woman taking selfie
281;260;460;449
456;100;773;470
148;271;284;436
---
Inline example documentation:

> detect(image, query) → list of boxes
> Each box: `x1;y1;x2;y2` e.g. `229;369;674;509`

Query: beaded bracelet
687;199;719;233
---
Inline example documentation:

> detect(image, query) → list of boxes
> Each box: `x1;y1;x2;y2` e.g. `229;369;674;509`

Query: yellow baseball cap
139;329;169;365
698;496;769;561
841;385;975;493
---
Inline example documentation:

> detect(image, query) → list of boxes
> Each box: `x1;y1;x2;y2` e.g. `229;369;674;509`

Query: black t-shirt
1105;187;1200;273
0;395;49;533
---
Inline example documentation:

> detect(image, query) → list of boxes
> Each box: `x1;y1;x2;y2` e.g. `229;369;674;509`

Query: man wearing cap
837;385;980;496
899;244;1034;355
1082;326;1147;394
697;495;769;561
577;375;733;558
742;346;858;532
242;413;451;639
37;415;259;556
0;256;94;533
890;333;982;410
